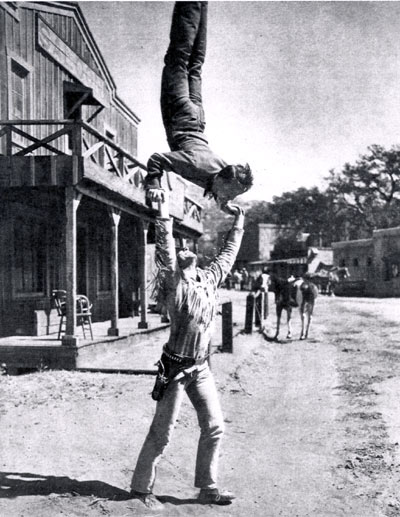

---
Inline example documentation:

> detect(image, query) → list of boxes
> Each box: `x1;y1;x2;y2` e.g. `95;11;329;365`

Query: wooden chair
52;289;67;340
52;290;94;340
76;294;94;340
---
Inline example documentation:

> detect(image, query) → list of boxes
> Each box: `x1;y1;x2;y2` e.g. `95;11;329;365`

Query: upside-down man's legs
161;1;207;148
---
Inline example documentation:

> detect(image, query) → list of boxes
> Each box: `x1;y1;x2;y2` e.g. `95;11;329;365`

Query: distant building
333;226;400;297
232;222;333;280
235;223;287;267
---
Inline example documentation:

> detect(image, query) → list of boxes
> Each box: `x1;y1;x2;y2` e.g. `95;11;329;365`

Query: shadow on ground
0;471;130;500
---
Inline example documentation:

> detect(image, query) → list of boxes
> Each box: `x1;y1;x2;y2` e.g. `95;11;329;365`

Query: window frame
7;51;33;121
12;214;48;299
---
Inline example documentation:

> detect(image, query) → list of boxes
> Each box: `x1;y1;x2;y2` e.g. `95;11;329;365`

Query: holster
151;353;188;402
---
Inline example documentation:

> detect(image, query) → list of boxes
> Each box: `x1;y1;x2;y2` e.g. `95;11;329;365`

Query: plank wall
0;3;138;157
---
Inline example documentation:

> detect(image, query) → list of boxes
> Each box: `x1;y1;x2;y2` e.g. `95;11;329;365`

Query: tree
269;187;339;246
327;144;400;236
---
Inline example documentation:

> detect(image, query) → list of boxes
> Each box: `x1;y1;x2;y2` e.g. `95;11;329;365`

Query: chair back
76;294;92;315
52;290;67;316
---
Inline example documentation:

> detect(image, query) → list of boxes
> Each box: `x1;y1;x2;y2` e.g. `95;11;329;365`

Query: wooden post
62;187;82;347
221;301;233;353
244;293;254;334
255;292;263;327
6;126;12;156
138;221;149;329
71;123;82;157
108;208;121;336
263;290;269;319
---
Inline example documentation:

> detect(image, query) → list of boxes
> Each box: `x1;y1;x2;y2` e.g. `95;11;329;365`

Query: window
10;60;29;120
14;218;46;295
391;263;400;279
383;258;400;281
339;258;346;267
352;257;359;267
367;257;373;267
97;227;111;292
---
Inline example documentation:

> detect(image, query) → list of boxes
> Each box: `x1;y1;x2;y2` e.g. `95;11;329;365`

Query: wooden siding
0;190;140;336
0;4;138;157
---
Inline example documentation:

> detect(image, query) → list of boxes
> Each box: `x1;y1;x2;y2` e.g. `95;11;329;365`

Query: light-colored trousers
131;363;225;493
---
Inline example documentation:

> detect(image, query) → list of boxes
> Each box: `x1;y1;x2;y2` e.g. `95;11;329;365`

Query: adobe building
235;223;286;270
236;222;333;280
0;2;203;357
332;226;400;297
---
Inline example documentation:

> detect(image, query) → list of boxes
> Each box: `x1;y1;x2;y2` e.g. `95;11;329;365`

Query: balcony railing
0;119;147;188
0;119;203;228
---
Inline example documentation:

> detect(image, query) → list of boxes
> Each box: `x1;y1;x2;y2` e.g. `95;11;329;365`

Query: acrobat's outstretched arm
154;188;177;275
206;203;245;287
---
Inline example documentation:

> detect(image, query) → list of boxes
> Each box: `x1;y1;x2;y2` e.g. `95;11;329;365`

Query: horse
309;270;330;294
268;276;318;340
326;267;350;295
310;265;350;295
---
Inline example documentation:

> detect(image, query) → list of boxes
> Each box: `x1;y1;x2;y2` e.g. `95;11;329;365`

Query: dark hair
219;163;253;190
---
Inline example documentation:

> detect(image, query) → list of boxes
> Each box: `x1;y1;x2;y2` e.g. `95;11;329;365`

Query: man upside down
145;1;253;208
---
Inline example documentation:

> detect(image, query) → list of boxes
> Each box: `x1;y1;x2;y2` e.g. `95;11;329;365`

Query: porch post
108;207;121;336
62;187;82;347
138;220;149;329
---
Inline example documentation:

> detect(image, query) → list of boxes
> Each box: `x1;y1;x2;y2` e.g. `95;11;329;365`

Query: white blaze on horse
268;276;318;341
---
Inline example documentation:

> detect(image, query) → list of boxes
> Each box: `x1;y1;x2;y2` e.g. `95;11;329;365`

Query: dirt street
1;291;400;517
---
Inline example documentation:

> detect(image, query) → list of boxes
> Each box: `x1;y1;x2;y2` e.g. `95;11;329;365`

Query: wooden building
0;1;203;346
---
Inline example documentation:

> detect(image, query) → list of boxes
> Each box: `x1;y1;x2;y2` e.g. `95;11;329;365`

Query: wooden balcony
0;120;203;234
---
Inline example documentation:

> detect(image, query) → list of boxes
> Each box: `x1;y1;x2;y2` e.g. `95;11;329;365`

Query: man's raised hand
157;188;170;219
222;202;245;229
147;188;165;203
221;201;244;217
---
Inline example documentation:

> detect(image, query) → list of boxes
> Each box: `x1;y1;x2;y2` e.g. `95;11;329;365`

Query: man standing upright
130;192;245;510
145;1;253;207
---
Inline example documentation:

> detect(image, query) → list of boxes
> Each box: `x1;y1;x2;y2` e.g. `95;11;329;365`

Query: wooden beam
75;184;154;223
138;221;149;329
62;187;82;347
105;145;122;177
14;126;70;156
81;121;146;170
107;207;121;336
12;125;64;155
86;106;104;124
0;119;76;125
82;140;103;160
65;91;91;119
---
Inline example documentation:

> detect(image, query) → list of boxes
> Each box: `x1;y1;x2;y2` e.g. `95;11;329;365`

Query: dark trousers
161;1;208;150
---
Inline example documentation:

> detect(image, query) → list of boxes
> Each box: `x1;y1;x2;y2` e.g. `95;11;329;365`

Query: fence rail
0;119;203;224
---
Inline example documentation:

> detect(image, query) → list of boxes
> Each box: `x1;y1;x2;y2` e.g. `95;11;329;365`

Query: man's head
210;163;253;206
177;247;197;270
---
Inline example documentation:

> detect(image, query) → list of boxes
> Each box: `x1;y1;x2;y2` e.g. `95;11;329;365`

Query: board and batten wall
0;3;138;157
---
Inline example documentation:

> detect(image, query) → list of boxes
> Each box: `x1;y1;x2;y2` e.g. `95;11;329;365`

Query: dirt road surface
1;291;400;517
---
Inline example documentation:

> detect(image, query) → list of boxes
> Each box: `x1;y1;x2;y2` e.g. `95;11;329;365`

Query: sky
80;1;400;201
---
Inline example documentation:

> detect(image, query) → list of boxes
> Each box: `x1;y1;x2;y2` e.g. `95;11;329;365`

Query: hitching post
221;301;233;353
244;293;254;334
255;292;263;327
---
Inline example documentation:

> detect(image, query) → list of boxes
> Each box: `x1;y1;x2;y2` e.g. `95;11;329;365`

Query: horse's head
338;267;350;279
